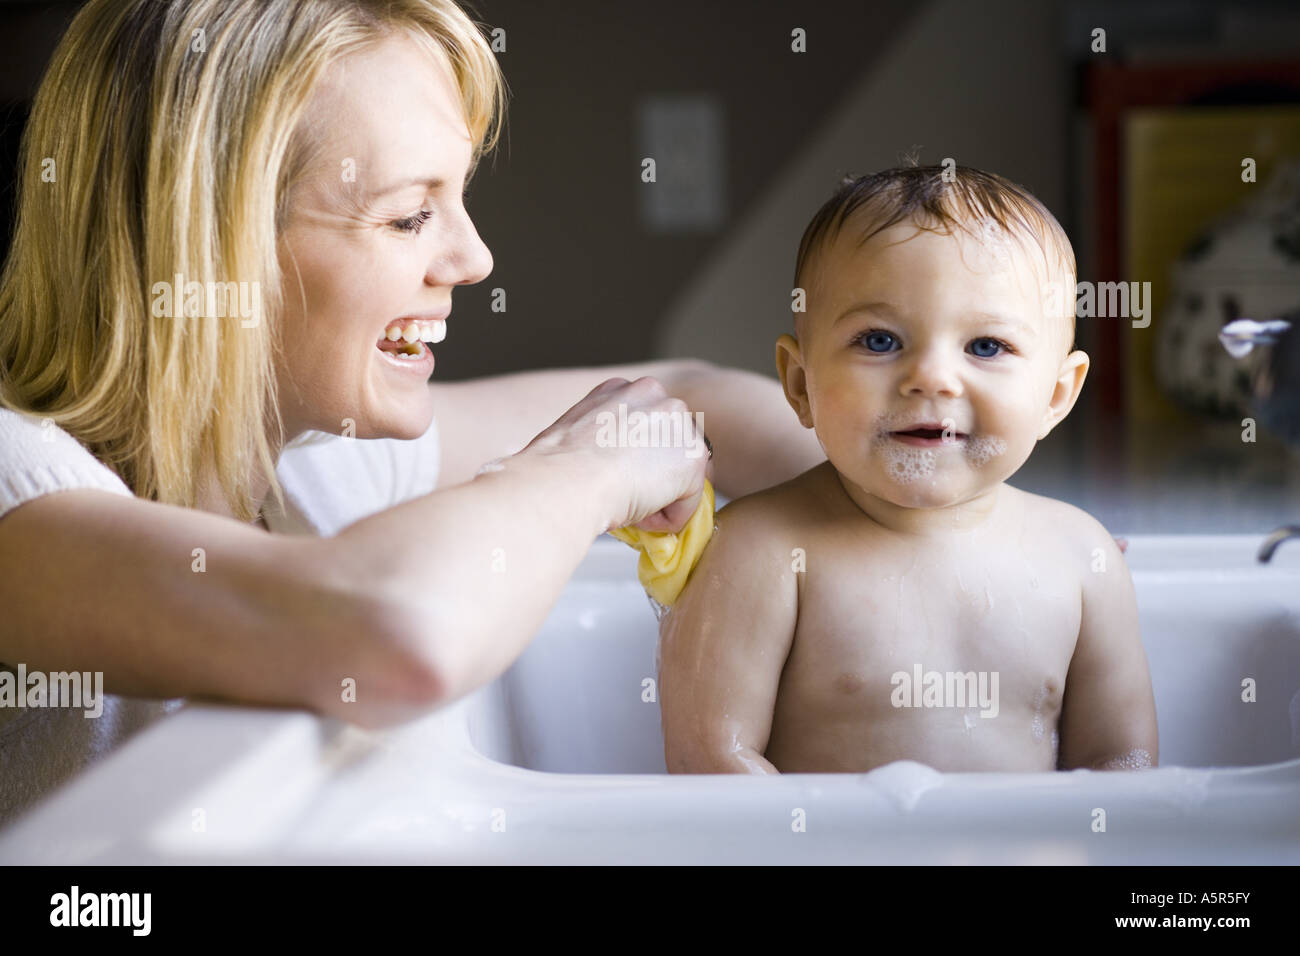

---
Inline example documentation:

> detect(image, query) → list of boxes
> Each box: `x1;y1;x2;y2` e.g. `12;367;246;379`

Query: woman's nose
430;206;494;288
898;345;963;398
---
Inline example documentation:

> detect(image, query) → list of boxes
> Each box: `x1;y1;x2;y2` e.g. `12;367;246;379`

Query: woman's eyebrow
366;175;444;198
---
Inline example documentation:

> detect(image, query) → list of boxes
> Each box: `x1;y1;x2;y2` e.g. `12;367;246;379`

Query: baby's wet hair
792;161;1077;349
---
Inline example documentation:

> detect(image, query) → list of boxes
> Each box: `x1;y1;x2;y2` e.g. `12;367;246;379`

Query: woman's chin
371;403;435;440
335;391;435;441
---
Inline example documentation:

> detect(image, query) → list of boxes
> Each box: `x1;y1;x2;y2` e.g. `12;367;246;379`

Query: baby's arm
658;498;798;774
1057;524;1159;770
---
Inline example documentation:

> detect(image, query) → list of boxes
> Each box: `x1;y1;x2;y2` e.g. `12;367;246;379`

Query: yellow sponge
608;479;716;608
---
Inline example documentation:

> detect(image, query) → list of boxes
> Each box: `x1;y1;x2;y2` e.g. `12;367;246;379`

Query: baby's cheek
811;391;864;446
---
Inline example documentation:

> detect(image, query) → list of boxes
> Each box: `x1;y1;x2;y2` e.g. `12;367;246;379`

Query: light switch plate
637;95;726;233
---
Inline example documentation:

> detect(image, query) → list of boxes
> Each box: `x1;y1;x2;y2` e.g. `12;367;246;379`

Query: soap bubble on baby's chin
879;442;937;484
871;434;1008;486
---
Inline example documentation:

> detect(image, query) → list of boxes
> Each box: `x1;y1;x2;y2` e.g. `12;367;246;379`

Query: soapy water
860;760;944;812
1100;748;1153;771
869;417;1008;486
968;216;1015;271
1030;682;1049;741
877;440;937;484
964;434;1008;467
646;522;720;624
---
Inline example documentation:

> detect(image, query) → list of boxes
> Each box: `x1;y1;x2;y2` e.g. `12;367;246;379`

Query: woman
0;0;822;822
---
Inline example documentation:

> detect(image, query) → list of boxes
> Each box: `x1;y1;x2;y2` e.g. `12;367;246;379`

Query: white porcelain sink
2;535;1298;864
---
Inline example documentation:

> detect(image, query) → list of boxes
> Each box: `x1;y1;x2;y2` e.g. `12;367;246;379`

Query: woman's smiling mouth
378;317;447;352
375;317;446;372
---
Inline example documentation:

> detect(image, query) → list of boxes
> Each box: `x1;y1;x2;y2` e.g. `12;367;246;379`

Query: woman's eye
859;330;900;353
392;209;433;234
969;337;1010;358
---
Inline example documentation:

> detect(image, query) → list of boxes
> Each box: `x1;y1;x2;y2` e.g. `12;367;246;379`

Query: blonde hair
0;0;506;521
794;163;1077;349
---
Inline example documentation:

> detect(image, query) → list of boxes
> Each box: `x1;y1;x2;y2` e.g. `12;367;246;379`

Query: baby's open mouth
891;423;968;440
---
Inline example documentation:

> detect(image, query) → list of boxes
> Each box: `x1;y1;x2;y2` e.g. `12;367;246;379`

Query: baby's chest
791;558;1081;691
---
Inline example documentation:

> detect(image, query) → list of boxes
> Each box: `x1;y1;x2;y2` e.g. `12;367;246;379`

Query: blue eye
392;209;433;234
859;330;900;353
969;337;1009;358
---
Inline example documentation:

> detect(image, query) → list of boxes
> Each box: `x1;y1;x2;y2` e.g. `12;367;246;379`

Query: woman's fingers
521;375;708;532
634;488;703;534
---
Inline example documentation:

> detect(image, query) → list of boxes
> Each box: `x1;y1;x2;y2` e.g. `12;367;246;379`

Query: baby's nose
899;349;964;397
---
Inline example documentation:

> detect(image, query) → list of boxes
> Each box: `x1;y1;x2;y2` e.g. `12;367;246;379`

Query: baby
659;164;1158;774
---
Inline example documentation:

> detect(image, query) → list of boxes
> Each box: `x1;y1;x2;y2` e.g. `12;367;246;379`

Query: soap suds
967;216;1015;271
1030;682;1049;741
963;435;1007;466
1100;748;1152;771
878;440;937;485
860;760;944;812
869;411;1007;485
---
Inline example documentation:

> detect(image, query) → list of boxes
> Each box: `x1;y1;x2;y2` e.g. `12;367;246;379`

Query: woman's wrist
475;444;622;540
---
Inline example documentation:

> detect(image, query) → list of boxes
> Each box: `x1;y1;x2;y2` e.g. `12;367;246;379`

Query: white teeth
385;318;448;346
421;319;447;344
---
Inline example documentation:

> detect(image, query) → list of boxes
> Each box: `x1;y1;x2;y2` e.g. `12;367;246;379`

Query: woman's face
275;32;492;441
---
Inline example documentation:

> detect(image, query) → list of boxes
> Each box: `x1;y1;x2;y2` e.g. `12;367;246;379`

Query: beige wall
657;0;1069;378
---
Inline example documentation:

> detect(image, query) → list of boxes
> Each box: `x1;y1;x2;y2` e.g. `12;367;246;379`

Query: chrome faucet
1219;312;1300;447
1258;526;1300;563
1219;313;1300;564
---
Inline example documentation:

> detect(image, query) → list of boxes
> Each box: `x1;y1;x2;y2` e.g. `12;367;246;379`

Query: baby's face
777;220;1087;511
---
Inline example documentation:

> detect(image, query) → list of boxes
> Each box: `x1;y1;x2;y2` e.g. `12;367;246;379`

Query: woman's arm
0;378;707;727
665;362;826;498
431;360;824;496
0;489;435;730
338;376;708;702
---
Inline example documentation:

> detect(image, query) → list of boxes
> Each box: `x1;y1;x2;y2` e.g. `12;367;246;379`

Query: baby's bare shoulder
1007;486;1121;562
716;464;834;531
710;465;833;561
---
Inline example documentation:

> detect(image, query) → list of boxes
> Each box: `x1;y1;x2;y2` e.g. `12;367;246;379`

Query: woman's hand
514;376;711;535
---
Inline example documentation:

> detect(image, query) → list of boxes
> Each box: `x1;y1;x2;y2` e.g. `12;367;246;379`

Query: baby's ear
1038;349;1090;439
775;334;815;428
